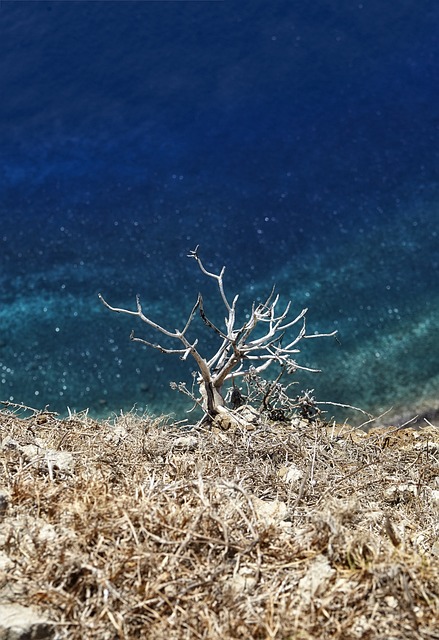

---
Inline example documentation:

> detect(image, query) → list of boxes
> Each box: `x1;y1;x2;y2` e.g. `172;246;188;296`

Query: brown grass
1;405;439;639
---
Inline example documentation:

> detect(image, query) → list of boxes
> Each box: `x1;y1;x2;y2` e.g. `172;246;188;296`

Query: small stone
1;437;20;451
173;435;198;450
252;497;288;525
385;483;417;503
0;551;13;571
45;450;75;473
230;566;258;593
0;603;54;640
105;425;128;444
235;405;259;423
278;463;303;484
37;523;57;544
290;417;309;429
213;406;258;431
298;555;335;605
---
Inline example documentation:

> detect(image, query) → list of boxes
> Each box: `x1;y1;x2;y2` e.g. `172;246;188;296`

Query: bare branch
198;295;228;341
188;246;234;316
130;331;198;360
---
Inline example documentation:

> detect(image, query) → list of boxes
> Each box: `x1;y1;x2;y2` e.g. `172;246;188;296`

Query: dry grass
1;405;439;639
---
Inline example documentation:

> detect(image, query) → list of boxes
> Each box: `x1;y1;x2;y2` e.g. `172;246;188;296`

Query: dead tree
99;247;336;422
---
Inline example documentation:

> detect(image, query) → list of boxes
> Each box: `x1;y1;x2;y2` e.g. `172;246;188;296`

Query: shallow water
0;1;438;423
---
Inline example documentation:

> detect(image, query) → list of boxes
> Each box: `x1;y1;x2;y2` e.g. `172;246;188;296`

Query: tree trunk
200;380;225;417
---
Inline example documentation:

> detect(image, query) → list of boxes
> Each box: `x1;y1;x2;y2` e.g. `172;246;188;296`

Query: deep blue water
0;1;438;424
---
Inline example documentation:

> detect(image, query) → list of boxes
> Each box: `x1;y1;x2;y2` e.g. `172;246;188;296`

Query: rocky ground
0;403;438;639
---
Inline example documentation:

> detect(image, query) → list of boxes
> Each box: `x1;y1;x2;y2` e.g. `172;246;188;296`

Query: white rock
0;603;54;640
235;405;259;423
385;483;417;503
298;555;335;605
44;449;75;473
252;497;288;525
0;437;20;451
37;523;57;543
290;417;309;429
230;566;258;593
0;551;13;572
2;437;74;475
384;595;398;609
172;435;198;450
105;425;128;443
278;463;303;485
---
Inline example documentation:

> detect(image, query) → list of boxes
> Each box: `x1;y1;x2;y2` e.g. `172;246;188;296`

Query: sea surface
0;1;438;424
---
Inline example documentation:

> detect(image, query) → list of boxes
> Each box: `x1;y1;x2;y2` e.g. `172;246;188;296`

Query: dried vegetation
1;404;439;639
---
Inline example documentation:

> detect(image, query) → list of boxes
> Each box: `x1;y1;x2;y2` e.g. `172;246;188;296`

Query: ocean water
0;1;438;425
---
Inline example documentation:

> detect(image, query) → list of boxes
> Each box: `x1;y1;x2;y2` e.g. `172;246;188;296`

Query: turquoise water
0;1;438;424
